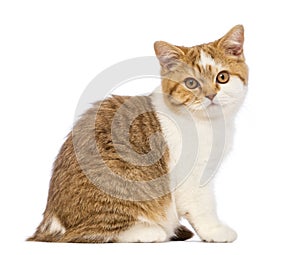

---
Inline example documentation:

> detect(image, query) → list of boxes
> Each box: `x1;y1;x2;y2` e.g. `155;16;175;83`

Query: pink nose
205;94;217;101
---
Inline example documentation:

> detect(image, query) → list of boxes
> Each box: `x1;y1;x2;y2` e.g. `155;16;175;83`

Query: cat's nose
205;94;217;101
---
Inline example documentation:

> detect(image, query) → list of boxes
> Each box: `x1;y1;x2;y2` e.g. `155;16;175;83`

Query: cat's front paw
200;224;237;243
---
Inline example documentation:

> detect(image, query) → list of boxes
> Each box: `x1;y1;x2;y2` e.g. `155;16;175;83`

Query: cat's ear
154;41;185;70
218;25;244;57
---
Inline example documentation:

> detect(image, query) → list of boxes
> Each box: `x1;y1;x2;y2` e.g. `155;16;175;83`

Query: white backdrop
1;0;300;254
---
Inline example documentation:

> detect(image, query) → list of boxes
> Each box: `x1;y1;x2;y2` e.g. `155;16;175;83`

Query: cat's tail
170;225;194;241
26;232;60;242
26;214;111;243
26;214;65;242
28;214;194;242
27;227;62;242
27;228;61;242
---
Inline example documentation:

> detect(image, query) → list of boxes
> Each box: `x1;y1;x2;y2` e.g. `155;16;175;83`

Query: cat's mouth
188;94;234;111
204;100;221;108
187;100;221;112
208;101;217;106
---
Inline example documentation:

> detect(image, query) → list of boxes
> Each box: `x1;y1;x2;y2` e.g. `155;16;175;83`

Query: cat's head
154;25;248;116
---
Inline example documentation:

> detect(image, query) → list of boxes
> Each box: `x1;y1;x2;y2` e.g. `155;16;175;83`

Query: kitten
28;25;248;243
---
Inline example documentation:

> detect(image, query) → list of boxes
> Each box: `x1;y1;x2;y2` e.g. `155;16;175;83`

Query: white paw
136;227;167;243
200;224;237;243
117;223;167;243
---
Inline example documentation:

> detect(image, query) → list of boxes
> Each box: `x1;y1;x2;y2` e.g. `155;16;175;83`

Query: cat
28;25;248;243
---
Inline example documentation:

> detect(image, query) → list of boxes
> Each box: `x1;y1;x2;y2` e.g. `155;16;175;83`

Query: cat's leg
116;222;168;243
177;181;237;243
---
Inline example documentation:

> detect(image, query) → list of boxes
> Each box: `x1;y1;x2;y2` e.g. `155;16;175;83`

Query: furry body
28;25;248;243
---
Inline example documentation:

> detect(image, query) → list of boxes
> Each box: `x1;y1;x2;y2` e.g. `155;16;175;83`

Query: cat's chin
203;104;225;118
189;102;237;119
189;101;220;112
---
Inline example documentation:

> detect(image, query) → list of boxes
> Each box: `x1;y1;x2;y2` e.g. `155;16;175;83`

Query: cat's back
74;95;169;182
29;95;172;242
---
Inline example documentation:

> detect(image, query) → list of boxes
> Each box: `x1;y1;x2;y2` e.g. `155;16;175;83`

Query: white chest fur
151;89;235;188
118;87;242;242
151;88;236;221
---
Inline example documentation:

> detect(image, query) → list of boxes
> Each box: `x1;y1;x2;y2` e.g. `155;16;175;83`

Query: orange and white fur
121;25;248;243
28;25;248;243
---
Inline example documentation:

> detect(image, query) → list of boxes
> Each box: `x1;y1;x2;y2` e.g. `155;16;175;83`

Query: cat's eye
184;78;200;89
216;71;230;84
